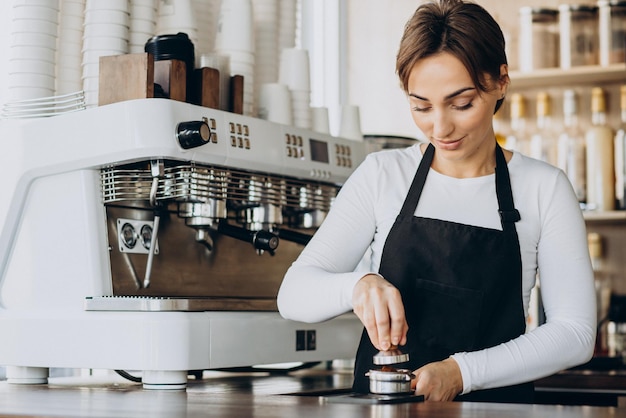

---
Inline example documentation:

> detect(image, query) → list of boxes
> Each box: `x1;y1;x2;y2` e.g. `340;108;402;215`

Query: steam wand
144;159;164;288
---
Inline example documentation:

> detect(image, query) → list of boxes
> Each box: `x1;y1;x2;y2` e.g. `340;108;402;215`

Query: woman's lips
435;136;464;151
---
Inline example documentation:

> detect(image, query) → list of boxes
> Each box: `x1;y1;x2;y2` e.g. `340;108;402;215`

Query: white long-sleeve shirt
277;144;596;395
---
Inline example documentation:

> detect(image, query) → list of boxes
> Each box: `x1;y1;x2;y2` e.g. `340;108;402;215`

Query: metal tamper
372;346;410;366
367;346;414;395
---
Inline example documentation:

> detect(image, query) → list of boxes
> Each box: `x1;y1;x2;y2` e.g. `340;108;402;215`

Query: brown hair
396;0;507;112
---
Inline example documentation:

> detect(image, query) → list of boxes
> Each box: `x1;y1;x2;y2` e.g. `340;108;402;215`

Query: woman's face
407;52;507;167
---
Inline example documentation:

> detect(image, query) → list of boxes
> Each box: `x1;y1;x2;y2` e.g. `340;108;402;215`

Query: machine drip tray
289;388;424;405
84;295;277;311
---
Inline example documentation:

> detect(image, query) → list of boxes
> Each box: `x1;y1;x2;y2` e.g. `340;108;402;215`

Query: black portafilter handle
217;222;279;254
276;228;313;246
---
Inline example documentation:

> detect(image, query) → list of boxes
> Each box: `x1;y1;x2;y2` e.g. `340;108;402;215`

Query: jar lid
559;4;599;13
144;32;195;65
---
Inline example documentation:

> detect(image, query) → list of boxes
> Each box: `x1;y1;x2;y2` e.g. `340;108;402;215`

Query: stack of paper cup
82;0;130;107
311;106;330;134
215;0;255;116
192;0;219;65
56;0;84;95
156;0;197;49
199;53;231;111
339;105;364;141
258;82;292;125
252;0;279;101
129;0;158;54
8;0;60;102
278;47;311;129
278;0;297;50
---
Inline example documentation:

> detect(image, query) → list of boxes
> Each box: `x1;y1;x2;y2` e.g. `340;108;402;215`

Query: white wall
0;2;12;106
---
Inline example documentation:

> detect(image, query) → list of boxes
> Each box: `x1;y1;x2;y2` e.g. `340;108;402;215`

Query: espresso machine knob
176;120;211;149
253;230;279;253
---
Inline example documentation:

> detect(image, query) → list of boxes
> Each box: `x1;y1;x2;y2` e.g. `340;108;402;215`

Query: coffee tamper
373;346;410;366
366;346;414;395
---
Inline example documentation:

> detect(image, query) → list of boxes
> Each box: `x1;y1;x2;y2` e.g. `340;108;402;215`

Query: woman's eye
453;102;473;111
412;106;431;112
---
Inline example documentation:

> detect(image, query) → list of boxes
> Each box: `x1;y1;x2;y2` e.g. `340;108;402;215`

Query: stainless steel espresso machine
0;98;366;389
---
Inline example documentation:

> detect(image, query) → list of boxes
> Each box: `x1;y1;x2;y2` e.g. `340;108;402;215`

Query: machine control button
231;136;237;147
176;120;211;149
285;134;291;144
243;125;249;136
229;122;235;133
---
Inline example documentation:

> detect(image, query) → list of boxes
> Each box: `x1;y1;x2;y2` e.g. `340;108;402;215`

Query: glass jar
599;0;626;66
519;7;560;72
559;4;599;68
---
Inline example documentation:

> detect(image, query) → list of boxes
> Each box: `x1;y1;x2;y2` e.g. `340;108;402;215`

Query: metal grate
101;160;339;212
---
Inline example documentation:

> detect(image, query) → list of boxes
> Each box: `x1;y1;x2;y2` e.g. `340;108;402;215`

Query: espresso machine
0;98;366;389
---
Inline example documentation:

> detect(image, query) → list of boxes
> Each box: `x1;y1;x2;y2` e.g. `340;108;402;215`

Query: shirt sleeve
277;154;382;323
451;168;597;394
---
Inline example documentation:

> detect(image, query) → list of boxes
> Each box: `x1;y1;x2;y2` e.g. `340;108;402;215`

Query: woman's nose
431;110;453;139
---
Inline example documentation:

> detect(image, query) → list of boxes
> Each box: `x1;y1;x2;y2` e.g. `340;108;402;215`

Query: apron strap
494;143;521;229
398;143;434;217
400;143;521;229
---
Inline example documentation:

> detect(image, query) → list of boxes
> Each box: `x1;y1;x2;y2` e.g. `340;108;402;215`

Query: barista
277;0;596;403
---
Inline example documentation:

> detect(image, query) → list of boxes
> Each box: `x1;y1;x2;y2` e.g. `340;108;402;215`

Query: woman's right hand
352;274;409;351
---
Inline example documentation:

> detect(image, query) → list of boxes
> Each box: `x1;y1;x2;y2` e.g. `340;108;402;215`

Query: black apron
352;143;534;404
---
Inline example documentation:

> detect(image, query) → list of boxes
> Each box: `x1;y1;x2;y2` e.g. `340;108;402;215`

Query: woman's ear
499;64;510;97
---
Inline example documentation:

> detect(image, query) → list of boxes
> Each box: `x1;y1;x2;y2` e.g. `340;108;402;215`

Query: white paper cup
84;9;130;26
59;14;84;31
82;36;129;52
84;0;129;12
11;18;58;35
215;0;254;52
258;82;292;125
8;86;55;102
311;107;330;134
10;32;57;49
339;105;364;141
60;1;85;17
10;45;56;63
278;47;310;91
83;22;130;39
9;72;56;88
11;5;59;22
130;18;156;34
8;58;56;76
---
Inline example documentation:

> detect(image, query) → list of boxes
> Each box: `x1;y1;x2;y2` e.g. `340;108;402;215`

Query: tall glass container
558;90;587;205
599;0;626;66
559;4;599;68
586;87;615;211
519;7;559;72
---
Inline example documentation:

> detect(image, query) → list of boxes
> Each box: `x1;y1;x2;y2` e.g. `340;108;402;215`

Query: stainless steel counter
0;369;625;418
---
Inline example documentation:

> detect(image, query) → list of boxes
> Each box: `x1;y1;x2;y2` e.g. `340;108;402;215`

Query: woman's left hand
411;357;463;401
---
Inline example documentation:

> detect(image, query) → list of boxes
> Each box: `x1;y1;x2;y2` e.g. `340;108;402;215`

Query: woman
277;0;596;403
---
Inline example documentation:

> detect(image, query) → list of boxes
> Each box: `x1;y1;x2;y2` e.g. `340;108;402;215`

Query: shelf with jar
509;63;626;89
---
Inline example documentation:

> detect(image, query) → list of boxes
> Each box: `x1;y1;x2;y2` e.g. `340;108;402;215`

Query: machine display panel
309;139;329;163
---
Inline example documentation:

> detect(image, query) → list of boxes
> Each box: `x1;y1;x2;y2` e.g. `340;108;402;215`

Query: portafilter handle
217;222;279;255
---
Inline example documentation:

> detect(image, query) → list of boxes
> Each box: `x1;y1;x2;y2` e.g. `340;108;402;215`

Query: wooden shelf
583;210;626;221
509;64;626;89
